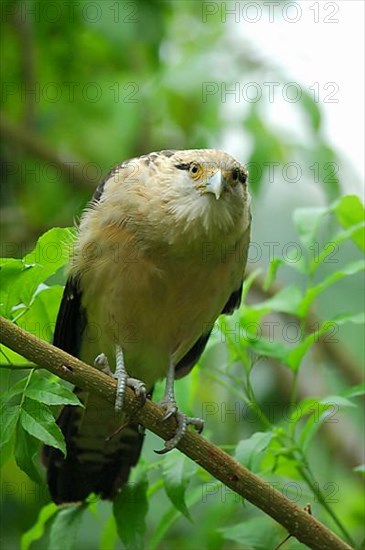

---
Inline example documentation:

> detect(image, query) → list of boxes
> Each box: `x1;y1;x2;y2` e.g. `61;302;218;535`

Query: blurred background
1;1;364;549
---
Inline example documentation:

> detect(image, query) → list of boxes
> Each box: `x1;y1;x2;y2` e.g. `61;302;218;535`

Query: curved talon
159;401;177;422
190;416;204;434
94;353;114;376
154;408;205;454
94;352;147;412
115;376;147;413
126;378;147;404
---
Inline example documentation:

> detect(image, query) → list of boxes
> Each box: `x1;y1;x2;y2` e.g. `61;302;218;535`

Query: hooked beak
206;169;224;200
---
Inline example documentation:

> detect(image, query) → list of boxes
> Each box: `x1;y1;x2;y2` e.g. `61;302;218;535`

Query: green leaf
49;505;85;550
235;432;275;472
23;226;74;272
25;376;82;407
247;336;290;363
286;325;326;371
331;312;365;325
299;260;365;316
1;437;15;469
252;285;303;316
113;475;149;550
288;397;319;426
309;223;365;274
100;515;118;550
342;383;365;399
0;344;31;366
299;395;356;452
264;258;285;289
1;228;74;317
320;395;356;408
334;195;365;251
0;404;20;446
218;517;278;549
20;398;66;454
293;206;328;248
21;503;58;550
0;378;27;404
0;404;20;467
287;312;364;371
14;423;44;483
0;259;24;317
162;453;192;520
16;285;64;339
241;269;262;301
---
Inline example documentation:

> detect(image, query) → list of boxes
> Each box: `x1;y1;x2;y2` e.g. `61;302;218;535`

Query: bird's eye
240;171;247;185
189;162;202;179
232;168;239;181
232;167;247;185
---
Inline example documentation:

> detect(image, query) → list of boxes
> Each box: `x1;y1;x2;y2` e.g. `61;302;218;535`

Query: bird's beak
206;169;224;200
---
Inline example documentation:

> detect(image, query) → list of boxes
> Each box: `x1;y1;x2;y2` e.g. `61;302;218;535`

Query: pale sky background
249;0;364;191
222;0;364;197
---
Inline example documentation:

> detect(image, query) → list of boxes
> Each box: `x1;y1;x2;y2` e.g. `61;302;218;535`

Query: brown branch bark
0;316;354;550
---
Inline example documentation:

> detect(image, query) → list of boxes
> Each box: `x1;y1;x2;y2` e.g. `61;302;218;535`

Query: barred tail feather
42;389;144;503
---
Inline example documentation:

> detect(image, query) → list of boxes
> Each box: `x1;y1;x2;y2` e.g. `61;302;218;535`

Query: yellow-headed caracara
43;149;251;503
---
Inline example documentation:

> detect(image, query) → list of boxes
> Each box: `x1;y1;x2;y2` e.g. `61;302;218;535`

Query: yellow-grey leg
94;347;147;412
155;359;204;454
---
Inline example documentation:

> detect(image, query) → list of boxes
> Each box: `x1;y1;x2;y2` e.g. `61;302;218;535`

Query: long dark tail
42;388;144;503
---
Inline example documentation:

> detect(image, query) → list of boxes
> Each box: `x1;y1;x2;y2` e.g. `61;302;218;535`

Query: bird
43;149;251;503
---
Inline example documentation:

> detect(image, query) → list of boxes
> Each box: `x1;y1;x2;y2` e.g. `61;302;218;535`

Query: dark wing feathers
175;331;212;378
53;276;86;355
45;275;144;503
221;282;243;314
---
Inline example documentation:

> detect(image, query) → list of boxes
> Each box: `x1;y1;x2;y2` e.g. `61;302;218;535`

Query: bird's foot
94;353;147;412
94;353;113;375
155;400;204;454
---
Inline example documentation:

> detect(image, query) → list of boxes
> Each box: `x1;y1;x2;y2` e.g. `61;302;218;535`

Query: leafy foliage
1;1;364;549
1;195;363;549
113;469;149;550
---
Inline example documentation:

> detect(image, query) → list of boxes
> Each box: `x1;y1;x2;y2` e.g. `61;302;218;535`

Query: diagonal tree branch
0;316;354;550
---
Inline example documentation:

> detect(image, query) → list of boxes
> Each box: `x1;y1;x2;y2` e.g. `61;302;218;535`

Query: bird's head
169;149;248;202
92;149;251;249
149;149;251;244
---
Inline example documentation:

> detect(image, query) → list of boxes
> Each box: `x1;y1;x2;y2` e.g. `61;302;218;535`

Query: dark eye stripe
175;163;191;170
